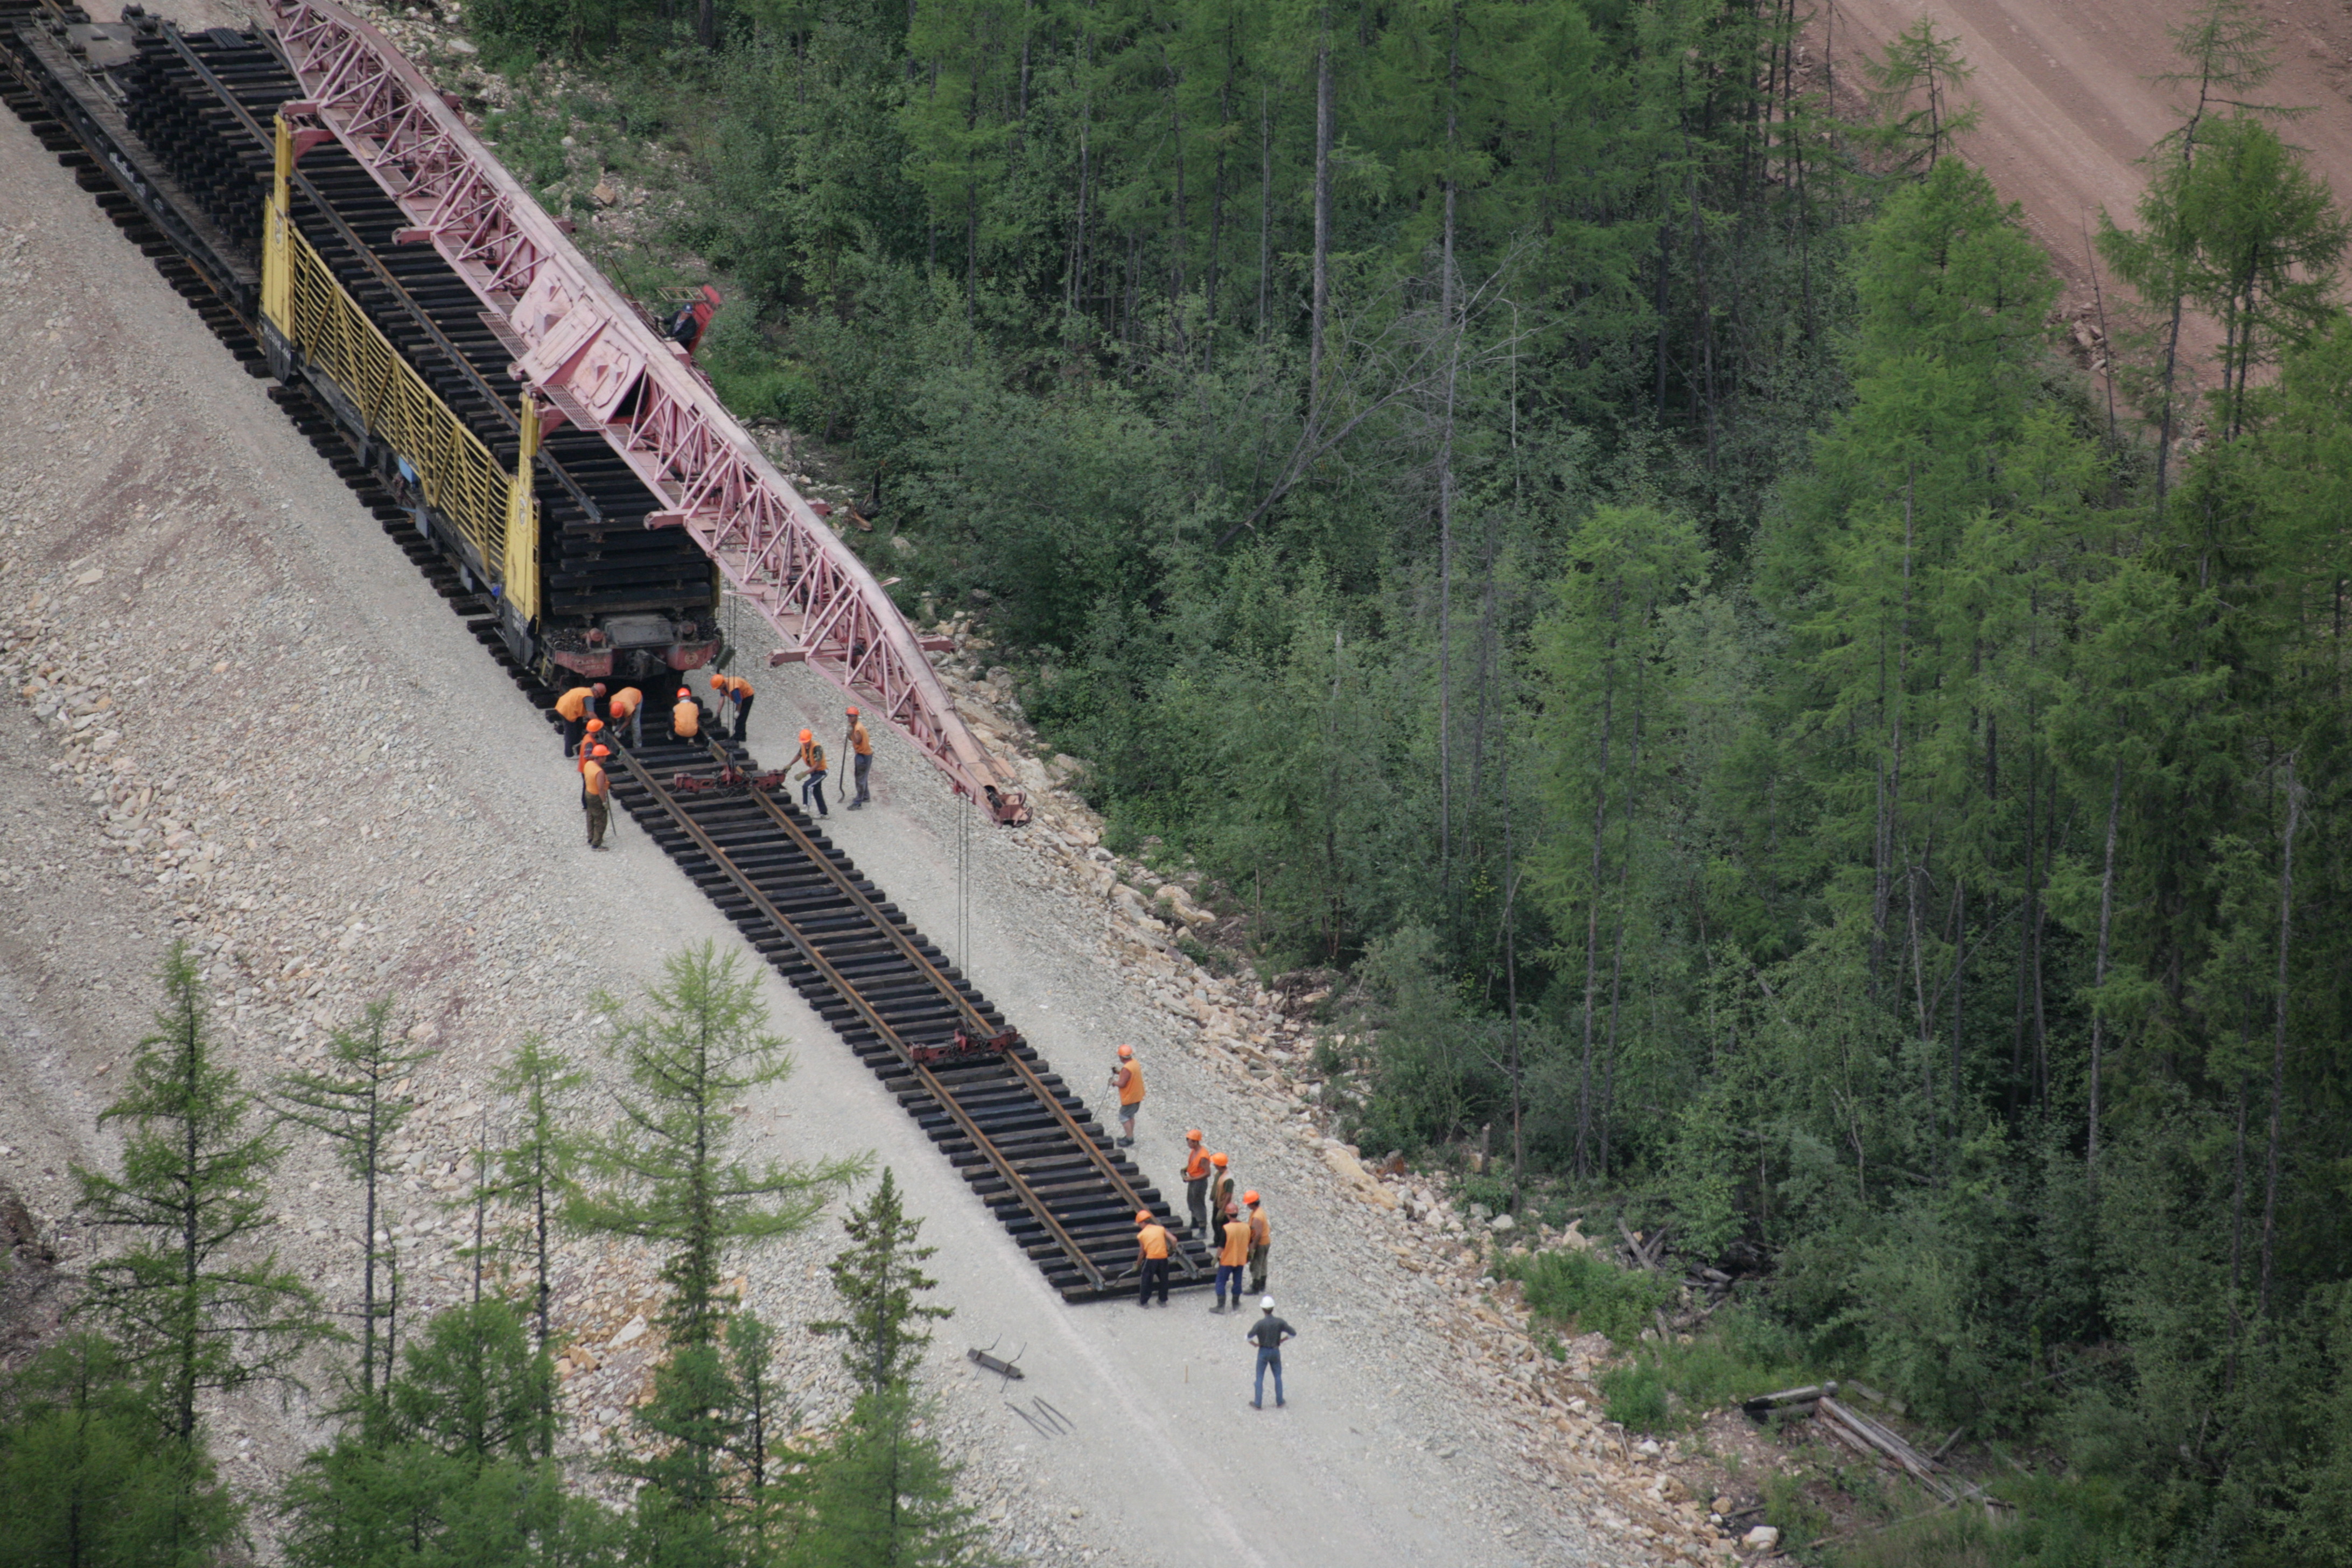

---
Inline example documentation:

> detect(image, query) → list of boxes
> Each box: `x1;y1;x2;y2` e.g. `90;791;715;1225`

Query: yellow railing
261;115;540;624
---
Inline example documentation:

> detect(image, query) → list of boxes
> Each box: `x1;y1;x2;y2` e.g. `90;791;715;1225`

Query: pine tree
809;1167;952;1399
274;995;436;1416
488;1032;590;1352
72;945;326;1469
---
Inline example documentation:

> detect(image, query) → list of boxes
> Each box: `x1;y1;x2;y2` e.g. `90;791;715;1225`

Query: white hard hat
1261;1297;1275;1311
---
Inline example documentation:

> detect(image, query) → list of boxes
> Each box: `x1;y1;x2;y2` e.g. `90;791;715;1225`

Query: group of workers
552;670;876;848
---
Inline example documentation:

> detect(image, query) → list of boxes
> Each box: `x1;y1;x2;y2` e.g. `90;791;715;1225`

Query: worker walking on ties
671;686;701;744
609;684;643;748
1133;1210;1172;1308
1247;1298;1295;1409
710;670;754;743
1181;1130;1212;1240
581;744;613;850
844;706;874;809
794;728;829;817
1206;1152;1234;1234
1246;1191;1272;1296
1108;1045;1143;1147
1213;1203;1251;1312
556;683;596;757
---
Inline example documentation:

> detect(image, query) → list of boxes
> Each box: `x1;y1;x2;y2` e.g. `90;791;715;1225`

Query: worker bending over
710;671;754;743
844;706;873;809
794;729;829;817
1109;1044;1143;1147
1133;1210;1171;1307
1181;1130;1212;1240
1213;1203;1250;1312
609;685;643;747
555;683;594;757
581;744;612;850
1246;1191;1272;1296
671;687;700;743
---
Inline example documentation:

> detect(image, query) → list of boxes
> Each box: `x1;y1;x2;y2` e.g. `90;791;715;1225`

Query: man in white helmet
1245;1297;1295;1409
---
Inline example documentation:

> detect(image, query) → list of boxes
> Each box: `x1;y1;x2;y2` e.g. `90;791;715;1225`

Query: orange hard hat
1243;1190;1259;1205
1135;1210;1152;1225
677;687;691;699
845;705;859;717
585;718;604;731
709;671;724;684
1116;1044;1133;1059
1185;1128;1202;1142
591;745;610;758
799;728;813;743
1210;1152;1228;1168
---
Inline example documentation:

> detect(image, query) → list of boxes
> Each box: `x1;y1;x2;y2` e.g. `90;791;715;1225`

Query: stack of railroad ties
543;672;1220;1304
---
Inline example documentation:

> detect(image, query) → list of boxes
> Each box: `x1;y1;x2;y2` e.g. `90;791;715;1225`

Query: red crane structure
263;0;1027;823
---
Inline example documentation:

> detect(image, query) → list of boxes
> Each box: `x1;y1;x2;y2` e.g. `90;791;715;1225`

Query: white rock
610;1315;647;1346
1742;1524;1780;1550
1487;1212;1515;1233
1636;1438;1662;1456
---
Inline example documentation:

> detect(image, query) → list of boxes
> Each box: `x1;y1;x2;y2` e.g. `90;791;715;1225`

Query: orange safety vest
1219;1219;1251;1268
1117;1062;1145;1106
849;720;873;757
610;687;641;719
1182;1146;1211;1182
799;740;827;774
1139;1224;1171;1261
713;674;753;699
582;760;609;799
1209;1174;1233;1219
555;687;592;722
673;701;699;737
1249;1208;1271;1247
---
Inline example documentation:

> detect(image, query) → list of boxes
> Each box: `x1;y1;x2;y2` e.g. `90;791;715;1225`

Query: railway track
0;1;1211;1302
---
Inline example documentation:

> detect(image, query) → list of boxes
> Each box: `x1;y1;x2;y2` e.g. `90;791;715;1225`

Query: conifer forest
9;0;2352;1561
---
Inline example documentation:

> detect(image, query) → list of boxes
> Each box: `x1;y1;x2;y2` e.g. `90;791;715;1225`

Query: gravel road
0;79;1725;1568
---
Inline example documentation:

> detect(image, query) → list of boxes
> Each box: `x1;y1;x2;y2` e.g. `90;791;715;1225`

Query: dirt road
1826;0;2352;328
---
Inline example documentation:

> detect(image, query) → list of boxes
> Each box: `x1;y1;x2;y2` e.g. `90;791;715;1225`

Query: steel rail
610;745;1105;1290
260;0;1027;823
697;738;1208;1280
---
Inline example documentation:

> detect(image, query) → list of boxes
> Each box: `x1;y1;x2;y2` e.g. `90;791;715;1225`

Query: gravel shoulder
0;81;1712;1568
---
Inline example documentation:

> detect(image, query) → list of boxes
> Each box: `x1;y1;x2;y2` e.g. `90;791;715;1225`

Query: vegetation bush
1499;1248;1673;1348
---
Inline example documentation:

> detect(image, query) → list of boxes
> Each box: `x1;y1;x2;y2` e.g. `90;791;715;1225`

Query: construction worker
1133;1210;1171;1308
609;685;643;747
1108;1044;1143;1147
581;744;612;850
671;686;700;743
1206;1152;1233;1233
1246;1191;1272;1296
1214;1202;1251;1313
710;670;754;743
1181;1130;1212;1240
844;705;874;809
555;683;594;757
579;717;606;772
794;728;829;817
1246;1297;1295;1409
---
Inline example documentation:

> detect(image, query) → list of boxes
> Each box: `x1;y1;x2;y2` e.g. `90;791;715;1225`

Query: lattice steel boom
263;0;1025;822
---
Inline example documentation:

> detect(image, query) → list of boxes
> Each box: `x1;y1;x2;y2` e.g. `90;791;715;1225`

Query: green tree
73;946;326;1465
809;1168;951;1399
275;996;436;1414
1858;18;1981;176
488;1033;590;1353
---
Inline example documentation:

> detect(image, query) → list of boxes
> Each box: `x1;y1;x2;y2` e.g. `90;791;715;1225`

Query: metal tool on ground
967;1341;1026;1383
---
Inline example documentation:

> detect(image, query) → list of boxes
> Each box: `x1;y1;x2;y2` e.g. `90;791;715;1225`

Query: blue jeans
1254;1347;1284;1406
801;771;827;815
1215;1264;1244;1305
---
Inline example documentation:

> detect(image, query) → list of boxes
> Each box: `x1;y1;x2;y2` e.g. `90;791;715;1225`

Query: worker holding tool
579;717;606;769
1133;1210;1172;1308
609;685;643;747
794;728;830;817
1214;1203;1251;1312
581;744;612;850
555;683;594;757
671;686;700;742
1181;1130;1212;1239
1206;1152;1234;1232
844;705;873;809
1247;1298;1294;1409
1246;1191;1272;1296
710;670;754;742
1108;1045;1143;1147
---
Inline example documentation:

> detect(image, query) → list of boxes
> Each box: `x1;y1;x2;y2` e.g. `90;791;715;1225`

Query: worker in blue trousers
1247;1297;1294;1409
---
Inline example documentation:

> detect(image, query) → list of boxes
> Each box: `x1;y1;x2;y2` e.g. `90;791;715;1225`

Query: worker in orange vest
1181;1129;1212;1239
1246;1191;1272;1296
710;670;754;742
1107;1044;1143;1147
1206;1152;1233;1232
609;685;643;747
578;717;605;772
581;744;612;850
1133;1210;1172;1308
555;683;594;757
1213;1202;1251;1312
794;727;829;817
671;685;700;743
844;705;874;809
